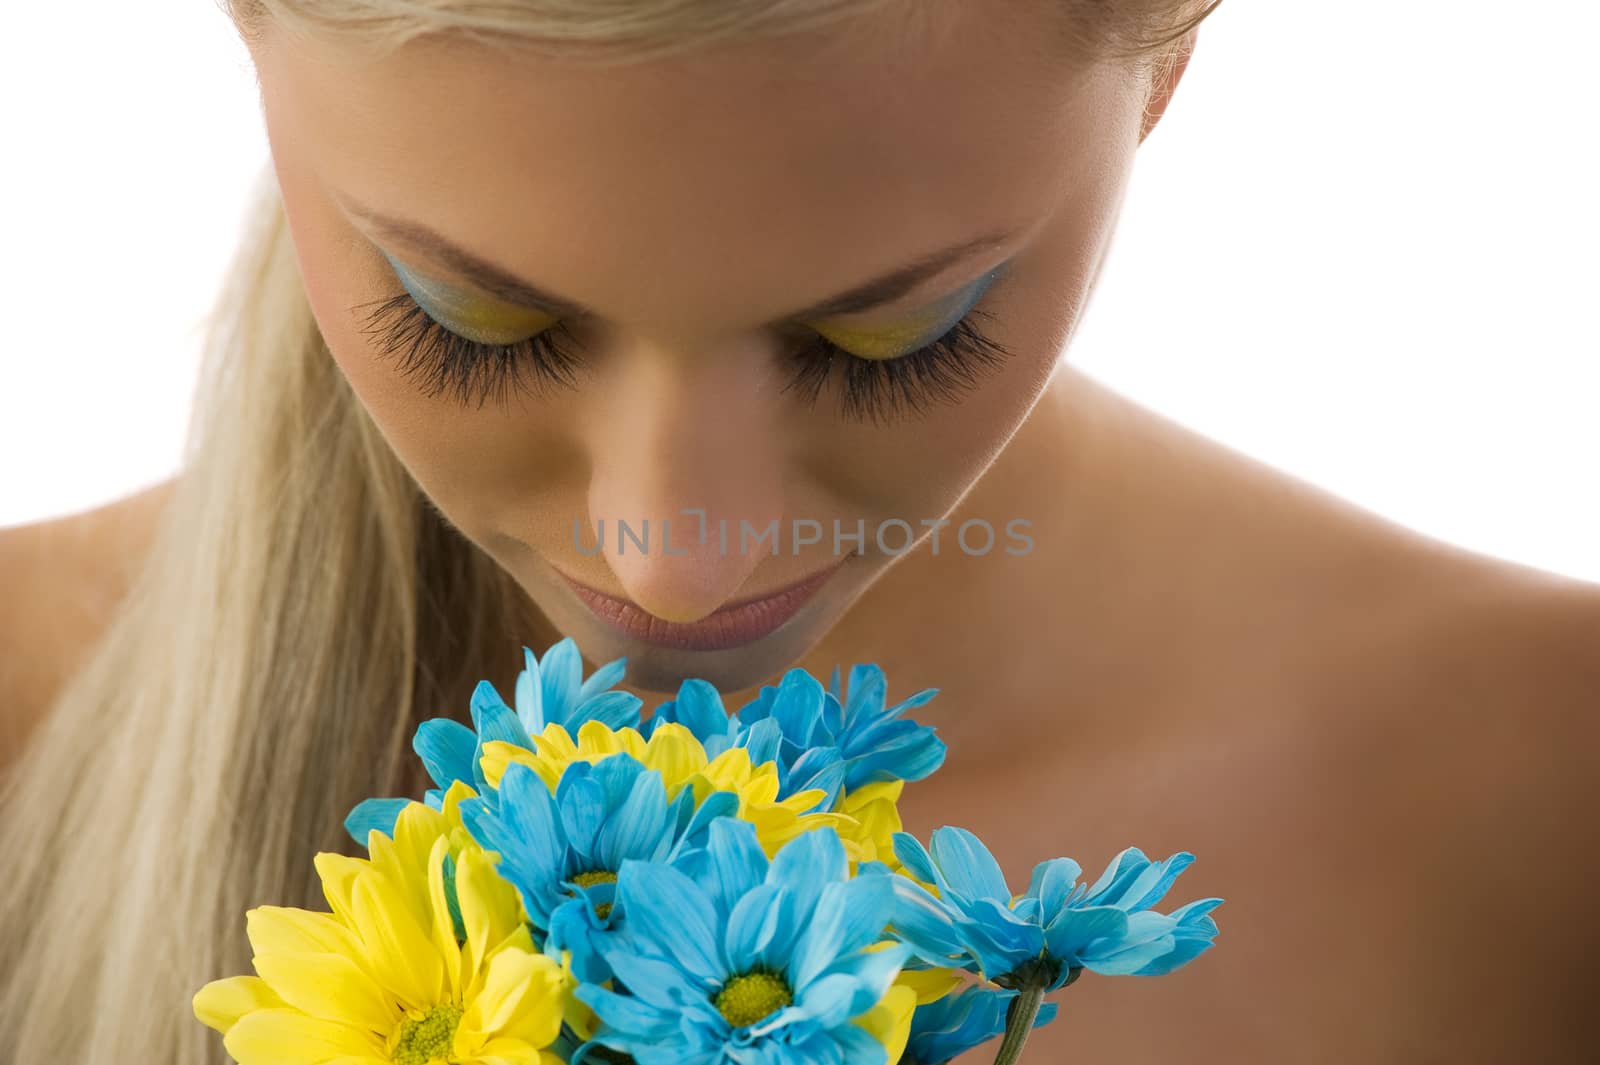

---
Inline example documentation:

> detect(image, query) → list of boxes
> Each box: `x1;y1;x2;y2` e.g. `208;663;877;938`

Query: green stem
990;984;1045;1065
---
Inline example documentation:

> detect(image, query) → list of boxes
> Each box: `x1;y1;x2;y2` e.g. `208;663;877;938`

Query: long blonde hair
0;1;1220;1061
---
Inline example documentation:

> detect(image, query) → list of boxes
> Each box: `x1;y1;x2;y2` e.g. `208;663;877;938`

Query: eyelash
353;288;1012;424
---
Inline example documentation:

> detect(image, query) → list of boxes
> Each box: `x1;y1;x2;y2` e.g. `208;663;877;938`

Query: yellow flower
194;804;570;1065
836;778;907;868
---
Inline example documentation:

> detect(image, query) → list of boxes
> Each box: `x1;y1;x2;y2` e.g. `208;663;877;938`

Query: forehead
251;3;1141;334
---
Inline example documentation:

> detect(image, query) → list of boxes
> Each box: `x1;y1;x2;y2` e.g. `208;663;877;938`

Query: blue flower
736;665;945;809
344;638;641;842
902;985;1058;1065
575;821;916;1065
890;827;1223;991
457;757;737;983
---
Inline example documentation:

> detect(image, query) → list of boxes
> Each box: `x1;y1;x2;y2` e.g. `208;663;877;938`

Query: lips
559;562;843;652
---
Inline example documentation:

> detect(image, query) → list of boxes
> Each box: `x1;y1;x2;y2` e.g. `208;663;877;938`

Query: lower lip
560;563;843;652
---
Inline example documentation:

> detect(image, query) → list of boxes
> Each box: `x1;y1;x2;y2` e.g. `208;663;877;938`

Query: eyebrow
338;197;1017;322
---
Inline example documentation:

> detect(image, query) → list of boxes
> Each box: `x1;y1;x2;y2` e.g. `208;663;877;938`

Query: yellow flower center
715;971;794;1029
570;869;618;918
391;1003;463;1065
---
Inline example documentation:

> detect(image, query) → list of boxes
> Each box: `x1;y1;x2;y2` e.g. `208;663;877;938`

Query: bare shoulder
1322;552;1600;1059
0;477;179;768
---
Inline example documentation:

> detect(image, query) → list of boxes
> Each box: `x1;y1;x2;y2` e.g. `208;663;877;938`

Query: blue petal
790;875;894;989
412;718;478;791
906;986;1055;1065
574;689;645;731
470;679;531;748
675;791;741;861
962;897;1044;973
827;1020;890;1065
1114;851;1196;912
574;982;677;1038
1042;905;1130;969
768;827;847;915
843;725;947;788
840;663;886;727
1078;846;1150;905
515;645;546;733
928;827;1009;902
548;895;615;984
808;941;911;1022
609;948;714;1012
738;718;784;766
884;685;939;719
557;769;609;862
772;669;829;747
577;654;628;702
787;972;860;1030
892;833;940;887
724;882;785;973
1025;857;1083;917
706;818;768;916
1131;906;1220;976
615;859;724;985
886;877;971;968
597;770;671;867
672;678;733;740
540;637;584;724
589;751;648;807
343;797;410;846
785;747;846;809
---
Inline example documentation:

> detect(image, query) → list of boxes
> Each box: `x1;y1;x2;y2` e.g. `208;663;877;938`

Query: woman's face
248;5;1176;692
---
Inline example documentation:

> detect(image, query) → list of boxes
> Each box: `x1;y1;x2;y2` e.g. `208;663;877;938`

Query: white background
2;1;1596;581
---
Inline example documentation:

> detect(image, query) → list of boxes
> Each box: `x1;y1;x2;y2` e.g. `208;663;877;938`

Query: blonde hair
0;1;1220;1061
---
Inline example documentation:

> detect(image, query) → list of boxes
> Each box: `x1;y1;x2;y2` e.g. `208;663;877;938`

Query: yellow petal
427;836;465;1000
531;723;579;761
574;721;647;762
838;782;906;867
349;869;446;1011
895;967;966;1005
441;780;479;830
253;952;397;1035
222;1007;384;1065
698;747;757;794
458;947;566;1049
246;906;362;959
481;740;551;791
455;848;529;989
638;723;708;793
193;975;287;1034
314;853;368;925
366;804;448;921
392;803;449;866
853;983;917;1064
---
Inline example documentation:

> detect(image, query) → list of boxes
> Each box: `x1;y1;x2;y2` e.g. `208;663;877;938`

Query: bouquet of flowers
194;637;1223;1065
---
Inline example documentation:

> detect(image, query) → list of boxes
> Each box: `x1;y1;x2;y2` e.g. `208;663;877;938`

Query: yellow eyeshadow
441;302;559;347
807;264;1005;360
810;292;975;361
810;314;947;360
384;250;558;346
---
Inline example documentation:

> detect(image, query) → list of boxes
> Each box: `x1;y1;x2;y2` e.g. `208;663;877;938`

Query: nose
581;336;789;623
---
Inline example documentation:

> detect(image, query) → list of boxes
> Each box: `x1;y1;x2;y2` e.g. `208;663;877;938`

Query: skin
247;3;1145;695
6;2;1595;1062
